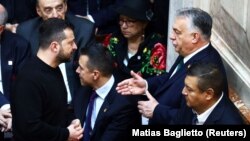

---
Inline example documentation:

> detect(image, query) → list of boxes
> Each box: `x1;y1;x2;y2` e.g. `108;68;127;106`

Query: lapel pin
8;61;13;65
137;56;141;60
104;108;107;112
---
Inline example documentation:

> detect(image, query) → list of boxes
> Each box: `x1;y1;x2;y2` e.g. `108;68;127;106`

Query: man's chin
61;57;71;63
80;82;87;86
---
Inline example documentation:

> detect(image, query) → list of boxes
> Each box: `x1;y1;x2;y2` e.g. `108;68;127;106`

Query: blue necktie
192;114;198;125
83;91;98;141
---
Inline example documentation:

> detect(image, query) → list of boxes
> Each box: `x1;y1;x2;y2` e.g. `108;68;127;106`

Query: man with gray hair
116;7;228;125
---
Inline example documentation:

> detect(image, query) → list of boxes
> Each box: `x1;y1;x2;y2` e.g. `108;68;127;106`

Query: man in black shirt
11;18;83;141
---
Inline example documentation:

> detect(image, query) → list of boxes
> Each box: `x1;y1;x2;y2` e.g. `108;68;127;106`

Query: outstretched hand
116;71;147;95
138;91;159;118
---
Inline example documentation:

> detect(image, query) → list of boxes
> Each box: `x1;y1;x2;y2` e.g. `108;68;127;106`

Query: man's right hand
0;109;12;131
67;119;83;141
5;23;18;33
116;71;147;95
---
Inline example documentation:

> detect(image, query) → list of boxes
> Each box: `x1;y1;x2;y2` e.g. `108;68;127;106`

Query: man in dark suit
0;27;31;105
17;0;94;54
0;0;37;23
173;62;245;124
0;3;31;139
74;43;140;141
0;0;37;33
16;0;95;122
116;7;228;125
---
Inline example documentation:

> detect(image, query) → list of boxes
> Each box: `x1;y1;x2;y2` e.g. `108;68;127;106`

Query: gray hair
176;7;212;41
0;4;8;25
36;0;67;5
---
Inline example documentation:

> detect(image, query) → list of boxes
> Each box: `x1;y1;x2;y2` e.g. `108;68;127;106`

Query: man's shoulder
66;13;94;28
18;57;41;75
17;17;41;33
1;30;29;45
191;44;222;62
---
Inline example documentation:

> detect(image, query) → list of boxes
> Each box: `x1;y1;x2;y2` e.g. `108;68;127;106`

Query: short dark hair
80;43;114;77
176;7;212;40
186;62;224;97
38;18;73;49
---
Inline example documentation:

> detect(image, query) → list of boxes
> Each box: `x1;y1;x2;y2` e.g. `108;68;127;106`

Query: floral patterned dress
103;32;167;82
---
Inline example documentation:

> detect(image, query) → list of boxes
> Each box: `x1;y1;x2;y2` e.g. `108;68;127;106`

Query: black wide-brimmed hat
116;0;154;21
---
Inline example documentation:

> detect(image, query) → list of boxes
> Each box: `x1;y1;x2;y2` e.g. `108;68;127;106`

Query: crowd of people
0;0;246;141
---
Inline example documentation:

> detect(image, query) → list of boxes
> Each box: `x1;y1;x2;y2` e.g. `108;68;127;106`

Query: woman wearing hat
103;0;167;82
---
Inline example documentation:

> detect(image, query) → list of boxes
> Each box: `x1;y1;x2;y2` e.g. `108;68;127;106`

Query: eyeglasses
119;19;137;27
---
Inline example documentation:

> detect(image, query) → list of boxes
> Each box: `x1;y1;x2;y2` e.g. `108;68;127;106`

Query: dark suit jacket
16;13;95;54
73;84;141;141
172;95;245;124
67;0;123;34
146;44;228;125
0;30;31;106
16;14;95;104
0;0;37;23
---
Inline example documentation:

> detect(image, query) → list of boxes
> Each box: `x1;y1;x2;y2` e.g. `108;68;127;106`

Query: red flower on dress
150;43;166;70
102;33;112;47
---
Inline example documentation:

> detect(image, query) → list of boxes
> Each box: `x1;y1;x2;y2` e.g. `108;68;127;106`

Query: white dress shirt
170;43;210;78
88;75;115;129
194;93;224;125
59;63;72;104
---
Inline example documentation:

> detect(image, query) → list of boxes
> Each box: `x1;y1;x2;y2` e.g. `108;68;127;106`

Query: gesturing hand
138;91;159;118
116;71;147;95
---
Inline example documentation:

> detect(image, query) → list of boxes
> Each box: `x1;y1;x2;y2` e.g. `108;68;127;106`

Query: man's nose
51;9;59;18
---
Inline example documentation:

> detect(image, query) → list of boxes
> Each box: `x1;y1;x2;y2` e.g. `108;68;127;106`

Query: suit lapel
168;56;184;76
204;95;226;124
153;56;185;96
1;31;14;95
91;85;116;133
153;45;213;97
74;87;92;124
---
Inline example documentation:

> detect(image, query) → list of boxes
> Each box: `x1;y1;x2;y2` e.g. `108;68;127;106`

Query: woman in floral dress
103;0;167;82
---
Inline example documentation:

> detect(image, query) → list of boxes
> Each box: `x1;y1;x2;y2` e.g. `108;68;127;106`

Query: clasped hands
67;119;83;141
0;109;12;132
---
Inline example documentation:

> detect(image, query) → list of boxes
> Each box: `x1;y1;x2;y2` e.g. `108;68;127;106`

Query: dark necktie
192;114;198;125
176;58;184;72
170;58;184;78
83;91;98;141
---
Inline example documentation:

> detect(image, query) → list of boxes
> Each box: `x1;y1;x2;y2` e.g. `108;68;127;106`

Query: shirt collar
195;93;224;125
95;75;115;99
183;43;209;64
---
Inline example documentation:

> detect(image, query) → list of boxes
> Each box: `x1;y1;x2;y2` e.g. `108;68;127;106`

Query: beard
57;50;73;63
